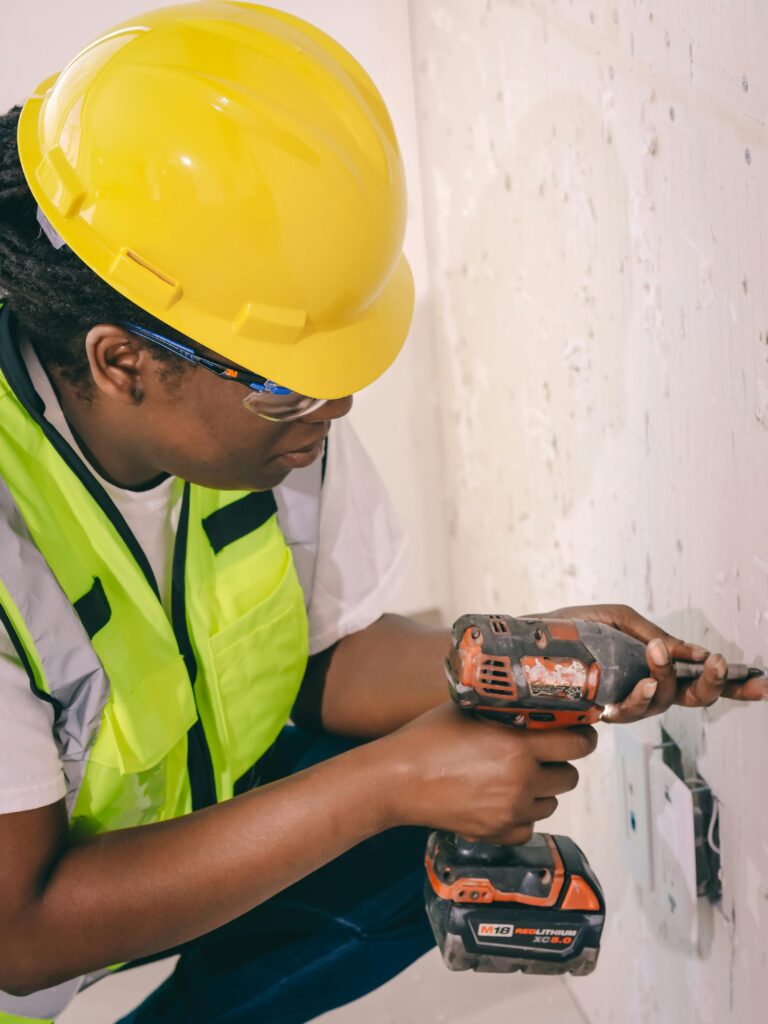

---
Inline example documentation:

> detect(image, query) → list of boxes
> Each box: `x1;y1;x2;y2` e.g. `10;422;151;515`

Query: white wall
410;1;768;1022
0;0;448;621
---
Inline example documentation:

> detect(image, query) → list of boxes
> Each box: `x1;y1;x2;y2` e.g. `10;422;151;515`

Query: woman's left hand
535;603;766;724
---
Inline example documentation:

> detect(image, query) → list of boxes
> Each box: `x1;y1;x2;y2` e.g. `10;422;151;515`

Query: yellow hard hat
17;2;414;399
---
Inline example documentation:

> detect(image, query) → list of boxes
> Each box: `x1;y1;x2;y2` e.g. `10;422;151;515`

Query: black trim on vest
171;483;197;683
0;600;63;718
0;305;161;599
202;490;277;554
173;482;217;810
74;576;112;639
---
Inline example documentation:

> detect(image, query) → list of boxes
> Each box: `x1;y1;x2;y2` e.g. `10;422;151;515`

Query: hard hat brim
211;254;415;400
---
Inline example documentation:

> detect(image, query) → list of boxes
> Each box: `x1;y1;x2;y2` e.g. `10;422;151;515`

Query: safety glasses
117;322;327;422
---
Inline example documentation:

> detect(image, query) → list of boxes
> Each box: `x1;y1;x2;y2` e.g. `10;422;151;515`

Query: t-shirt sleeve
307;418;411;655
0;628;66;813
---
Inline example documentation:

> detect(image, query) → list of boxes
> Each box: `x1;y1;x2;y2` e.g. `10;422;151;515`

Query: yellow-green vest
0;304;313;1022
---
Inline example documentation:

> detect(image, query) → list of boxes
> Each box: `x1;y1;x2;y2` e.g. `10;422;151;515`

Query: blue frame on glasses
118;321;293;396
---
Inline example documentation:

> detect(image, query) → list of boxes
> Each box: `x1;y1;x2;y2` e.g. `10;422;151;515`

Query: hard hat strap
37;206;69;250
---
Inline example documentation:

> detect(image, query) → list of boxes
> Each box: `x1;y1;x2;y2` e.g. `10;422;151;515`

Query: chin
250;466;294;490
229;466;294;491
178;463;292;492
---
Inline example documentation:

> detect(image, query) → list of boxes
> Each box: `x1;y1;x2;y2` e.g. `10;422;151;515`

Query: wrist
339;733;416;833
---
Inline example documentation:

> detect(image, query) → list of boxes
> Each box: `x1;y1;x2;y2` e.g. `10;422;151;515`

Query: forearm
4;740;394;994
293;614;451;738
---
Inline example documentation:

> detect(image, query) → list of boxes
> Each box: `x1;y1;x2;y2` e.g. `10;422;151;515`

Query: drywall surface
0;0;448;620
410;2;768;1022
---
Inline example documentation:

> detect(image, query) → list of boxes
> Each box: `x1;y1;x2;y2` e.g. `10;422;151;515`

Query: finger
612;607;709;663
611;606;680;647
722;674;767;701
536;762;580;796
530;725;598;763
494;823;535;847
600;678;658;724
531;796;559;821
678;653;728;708
646;639;678;707
667;639;711;662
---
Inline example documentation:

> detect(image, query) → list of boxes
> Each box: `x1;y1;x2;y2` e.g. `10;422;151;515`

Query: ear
84;324;148;404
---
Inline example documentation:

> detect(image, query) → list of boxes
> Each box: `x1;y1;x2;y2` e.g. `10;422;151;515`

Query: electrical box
616;726;723;945
649;757;698;945
644;730;722;947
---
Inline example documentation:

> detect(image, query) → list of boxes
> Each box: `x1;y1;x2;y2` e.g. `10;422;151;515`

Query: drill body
425;613;650;975
445;613;650;727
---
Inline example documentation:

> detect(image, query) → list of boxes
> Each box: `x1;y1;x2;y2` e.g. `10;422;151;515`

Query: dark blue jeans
115;727;434;1024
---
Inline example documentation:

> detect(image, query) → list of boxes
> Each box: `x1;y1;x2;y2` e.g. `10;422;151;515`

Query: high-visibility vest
0;305;317;1022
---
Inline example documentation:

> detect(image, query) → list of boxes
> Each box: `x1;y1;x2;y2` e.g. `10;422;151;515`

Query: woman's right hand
377;703;598;845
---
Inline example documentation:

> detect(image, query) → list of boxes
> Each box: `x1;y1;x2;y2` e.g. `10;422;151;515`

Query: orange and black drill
424;613;761;975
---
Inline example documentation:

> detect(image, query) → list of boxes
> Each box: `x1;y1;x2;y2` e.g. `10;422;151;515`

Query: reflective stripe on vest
0;304;320;1021
0;477;109;815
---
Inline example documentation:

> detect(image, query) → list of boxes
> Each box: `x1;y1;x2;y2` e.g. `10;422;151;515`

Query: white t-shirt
0;347;409;814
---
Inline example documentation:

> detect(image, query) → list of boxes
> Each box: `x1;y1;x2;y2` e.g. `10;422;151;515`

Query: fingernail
715;656;727;681
642;680;658;700
689;645;710;660
649;639;670;667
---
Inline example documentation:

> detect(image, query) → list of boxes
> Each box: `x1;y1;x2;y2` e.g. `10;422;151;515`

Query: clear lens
241;390;327;422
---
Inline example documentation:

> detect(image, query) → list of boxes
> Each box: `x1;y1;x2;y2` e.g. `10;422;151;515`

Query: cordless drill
424;613;760;976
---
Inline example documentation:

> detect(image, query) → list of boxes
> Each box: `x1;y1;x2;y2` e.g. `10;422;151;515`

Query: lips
278;442;325;469
284;438;325;456
278;430;329;458
273;429;329;468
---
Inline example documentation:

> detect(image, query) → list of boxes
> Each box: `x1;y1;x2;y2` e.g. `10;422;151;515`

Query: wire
684;776;722;857
707;797;721;856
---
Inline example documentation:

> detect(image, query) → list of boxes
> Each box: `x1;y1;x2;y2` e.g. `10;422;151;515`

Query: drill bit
674;662;764;682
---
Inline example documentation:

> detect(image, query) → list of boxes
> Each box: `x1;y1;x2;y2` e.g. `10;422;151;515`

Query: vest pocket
207;555;309;784
87;654;198;774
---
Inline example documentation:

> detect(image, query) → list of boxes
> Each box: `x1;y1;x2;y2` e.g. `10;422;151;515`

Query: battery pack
424;831;605;975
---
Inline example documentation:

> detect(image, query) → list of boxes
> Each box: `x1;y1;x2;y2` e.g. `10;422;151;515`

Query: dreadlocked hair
0;105;189;394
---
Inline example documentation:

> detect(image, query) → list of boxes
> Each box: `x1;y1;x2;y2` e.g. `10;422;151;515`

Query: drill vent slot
476;655;517;698
489;615;510;636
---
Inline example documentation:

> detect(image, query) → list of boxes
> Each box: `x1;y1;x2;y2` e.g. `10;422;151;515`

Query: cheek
154;382;284;488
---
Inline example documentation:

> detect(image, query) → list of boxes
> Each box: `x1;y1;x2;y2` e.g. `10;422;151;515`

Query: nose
302;395;353;423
